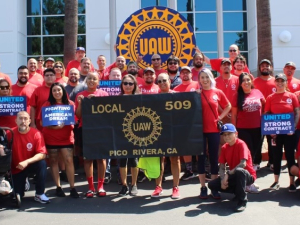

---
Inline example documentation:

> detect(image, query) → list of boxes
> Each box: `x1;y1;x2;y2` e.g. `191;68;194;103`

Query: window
27;0;86;62
141;0;168;8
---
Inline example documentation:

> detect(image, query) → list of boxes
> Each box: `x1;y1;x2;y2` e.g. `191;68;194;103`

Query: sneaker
70;188;79;198
137;172;147;183
246;184;259;194
295;178;300;187
235;200;247;212
269;182;280;190
269;164;274;171
199;186;208;199
151;186;163;198
119;185;128;196
104;175;112;184
85;190;95;198
252;183;260;189
97;188;106;197
56;186;66;197
130;185;138;196
171;186;180;199
180;171;196;181
34;193;50;204
288;184;296;193
211;190;221;199
205;172;212;181
25;177;30;192
253;164;260;171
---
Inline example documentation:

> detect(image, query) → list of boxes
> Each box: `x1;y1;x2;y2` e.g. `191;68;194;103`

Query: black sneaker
269;182;280;190
104;175;112;184
180;171;196;181
235;200;247;212
119;185;128;196
137;172;147;183
70;188;79;198
56;187;66;197
295;178;300;187
289;184;297;193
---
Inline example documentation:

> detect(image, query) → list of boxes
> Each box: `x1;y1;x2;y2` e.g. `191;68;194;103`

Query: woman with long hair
265;73;300;191
198;68;231;199
39;82;79;198
54;61;68;86
118;74;140;196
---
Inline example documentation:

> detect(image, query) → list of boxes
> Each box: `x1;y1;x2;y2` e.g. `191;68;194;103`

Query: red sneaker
171;187;180;199
85;190;95;198
97;188;106;197
151;186;163;198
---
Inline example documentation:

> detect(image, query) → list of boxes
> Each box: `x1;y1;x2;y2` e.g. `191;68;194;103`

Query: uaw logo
122;107;162;147
116;6;196;69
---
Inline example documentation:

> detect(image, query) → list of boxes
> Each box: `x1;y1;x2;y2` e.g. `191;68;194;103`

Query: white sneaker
34;193;50;204
246;184;259;194
25;177;30;191
253;164;260;171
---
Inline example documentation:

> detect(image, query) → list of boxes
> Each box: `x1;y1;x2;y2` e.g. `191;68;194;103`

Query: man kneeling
208;123;256;212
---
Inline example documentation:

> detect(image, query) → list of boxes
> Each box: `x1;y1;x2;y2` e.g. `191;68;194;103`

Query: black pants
255;135;273;165
208;168;254;201
12;160;47;197
273;134;297;176
237;127;262;164
119;158;138;168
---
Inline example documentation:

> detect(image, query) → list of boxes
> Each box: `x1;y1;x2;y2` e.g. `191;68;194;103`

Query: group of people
0;44;300;212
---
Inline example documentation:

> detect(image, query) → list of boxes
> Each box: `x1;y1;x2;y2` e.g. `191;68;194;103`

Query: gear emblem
116;6;196;69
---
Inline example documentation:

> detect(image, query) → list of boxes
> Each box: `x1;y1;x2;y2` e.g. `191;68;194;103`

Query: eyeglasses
157;79;168;84
229;49;237;52
123;82;134;86
0;86;9;90
168;62;178;65
37;60;44;62
55;66;63;68
44;74;56;77
152;58;161;61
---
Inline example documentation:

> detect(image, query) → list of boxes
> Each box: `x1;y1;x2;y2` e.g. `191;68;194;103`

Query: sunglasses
168;62;178;65
37;60;44;62
123;82;134;86
44;74;56;77
152;58;160;61
229;49;237;52
0;86;9;90
157;79;168;84
55;66;63;68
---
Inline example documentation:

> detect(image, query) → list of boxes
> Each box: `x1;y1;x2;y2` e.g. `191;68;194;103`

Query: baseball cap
220;123;237;135
127;61;137;67
275;73;287;81
259;59;272;66
221;58;231;65
45;57;55;63
285;62;296;69
144;67;155;74
180;66;191;72
76;47;85;52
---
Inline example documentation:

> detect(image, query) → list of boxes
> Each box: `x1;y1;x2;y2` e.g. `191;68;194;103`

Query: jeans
208;168;254;201
12;160;47;197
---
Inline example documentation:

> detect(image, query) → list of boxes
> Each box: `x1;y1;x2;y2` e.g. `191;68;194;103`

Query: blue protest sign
99;80;121;96
42;105;75;126
0;96;27;116
261;113;294;135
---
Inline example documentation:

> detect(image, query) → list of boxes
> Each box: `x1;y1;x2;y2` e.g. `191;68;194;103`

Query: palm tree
256;0;273;69
63;0;78;66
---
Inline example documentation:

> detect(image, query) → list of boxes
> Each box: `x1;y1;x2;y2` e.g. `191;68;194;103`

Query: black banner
82;92;203;159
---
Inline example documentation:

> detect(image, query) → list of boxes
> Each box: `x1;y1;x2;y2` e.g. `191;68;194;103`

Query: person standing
191;52;205;81
53;61;68;86
283;62;300;93
96;55;106;80
27;58;44;87
166;56;182;89
138;67;160;94
36;56;45;75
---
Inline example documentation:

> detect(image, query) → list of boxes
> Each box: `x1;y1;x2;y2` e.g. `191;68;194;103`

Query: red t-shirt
139;83;160;94
0;72;12;86
103;62;127;80
201;88;230;133
253;77;276;99
75;89;109;127
36;68;45;75
173;81;200;92
65;60;95;77
287;77;300;93
38;101;75;146
232;72;255;80
138;68;167;79
55;77;67;86
29;85;51;131
97;68;105;80
219;138;256;180
215;75;239;105
11;83;38;113
9;127;47;175
0;115;16;129
292;91;300;130
191;68;201;81
232;89;265;128
28;73;44;87
210;58;250;74
265;92;299;114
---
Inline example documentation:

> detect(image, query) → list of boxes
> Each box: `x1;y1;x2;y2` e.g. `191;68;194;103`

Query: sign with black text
82;92;203;159
261;113;294;135
0;96;26;116
42;105;75;126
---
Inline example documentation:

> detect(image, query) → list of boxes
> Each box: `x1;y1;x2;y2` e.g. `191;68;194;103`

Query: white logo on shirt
286;98;292;104
27;143;33;151
212;94;218;102
272;88;276;93
292;83;298;89
231;84;236;90
190;88;195;92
